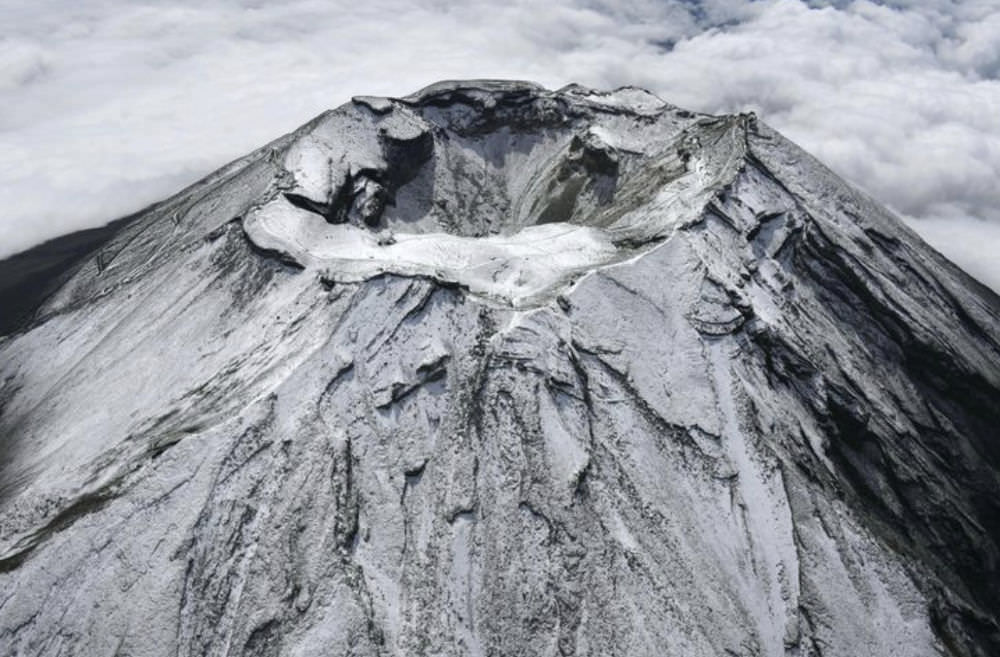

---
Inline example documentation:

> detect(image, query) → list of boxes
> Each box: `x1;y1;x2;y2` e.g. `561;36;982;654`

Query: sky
1;0;999;290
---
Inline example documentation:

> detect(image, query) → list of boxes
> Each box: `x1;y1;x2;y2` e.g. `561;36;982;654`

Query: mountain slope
1;80;998;657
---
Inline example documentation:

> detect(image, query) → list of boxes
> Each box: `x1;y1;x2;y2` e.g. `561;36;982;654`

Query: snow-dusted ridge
1;81;999;657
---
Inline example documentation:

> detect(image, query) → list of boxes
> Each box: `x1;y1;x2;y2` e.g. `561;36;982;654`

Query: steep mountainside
1;81;999;657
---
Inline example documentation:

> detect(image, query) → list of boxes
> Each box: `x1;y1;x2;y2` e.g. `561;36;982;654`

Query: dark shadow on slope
775;221;1000;653
0;213;142;337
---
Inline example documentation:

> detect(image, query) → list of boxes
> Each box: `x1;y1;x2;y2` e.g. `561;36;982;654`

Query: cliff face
1;81;998;657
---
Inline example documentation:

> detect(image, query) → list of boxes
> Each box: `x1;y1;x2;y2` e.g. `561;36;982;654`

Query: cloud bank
1;0;998;289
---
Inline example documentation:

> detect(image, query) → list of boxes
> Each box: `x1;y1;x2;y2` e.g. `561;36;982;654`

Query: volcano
1;80;998;657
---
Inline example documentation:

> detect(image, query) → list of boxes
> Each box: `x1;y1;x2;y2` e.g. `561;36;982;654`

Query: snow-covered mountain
1;80;998;657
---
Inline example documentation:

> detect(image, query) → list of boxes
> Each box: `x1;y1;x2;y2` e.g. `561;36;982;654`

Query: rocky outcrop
0;80;998;657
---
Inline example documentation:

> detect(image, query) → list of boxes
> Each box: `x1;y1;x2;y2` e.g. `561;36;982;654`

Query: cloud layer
2;0;998;289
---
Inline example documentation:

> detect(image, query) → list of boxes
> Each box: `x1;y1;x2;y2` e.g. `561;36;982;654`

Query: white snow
244;200;619;307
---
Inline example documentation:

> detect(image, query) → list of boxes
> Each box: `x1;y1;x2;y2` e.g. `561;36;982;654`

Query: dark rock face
0;80;999;657
283;116;433;228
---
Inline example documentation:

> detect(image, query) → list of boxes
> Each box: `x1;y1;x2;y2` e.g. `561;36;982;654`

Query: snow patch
244;201;620;307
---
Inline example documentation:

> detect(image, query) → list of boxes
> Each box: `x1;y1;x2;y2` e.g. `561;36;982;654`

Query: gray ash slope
1;80;999;657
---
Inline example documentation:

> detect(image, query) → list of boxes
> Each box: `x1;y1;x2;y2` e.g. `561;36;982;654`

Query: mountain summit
1;80;999;656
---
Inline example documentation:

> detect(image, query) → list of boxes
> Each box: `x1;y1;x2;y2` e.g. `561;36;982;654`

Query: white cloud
1;0;998;291
907;216;1000;294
